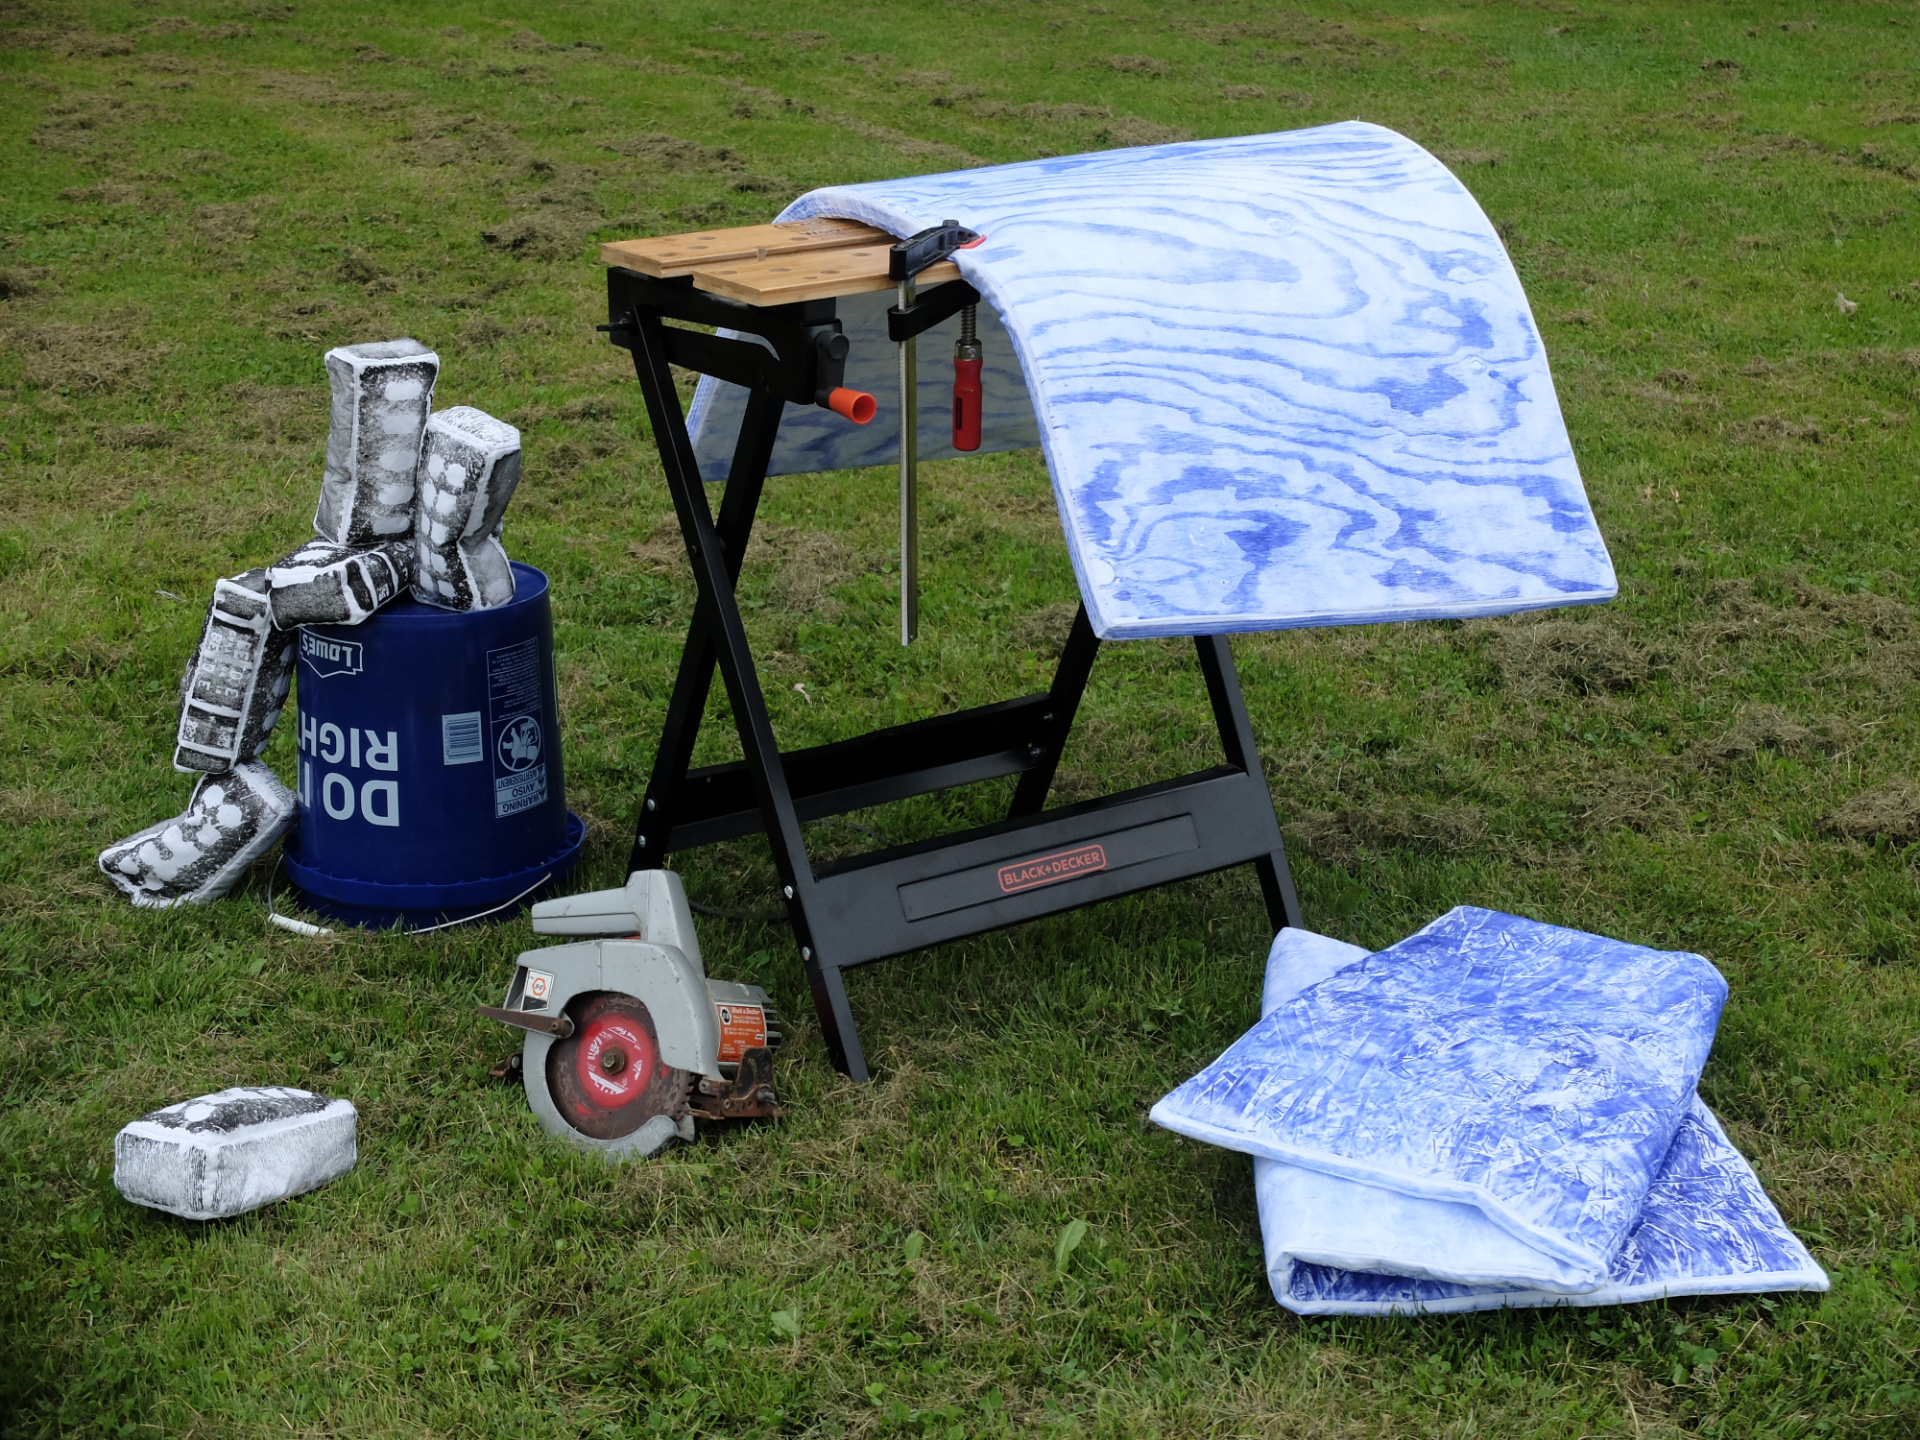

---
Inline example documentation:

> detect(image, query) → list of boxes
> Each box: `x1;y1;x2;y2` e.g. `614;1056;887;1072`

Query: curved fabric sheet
1150;907;1730;1290
690;121;1616;640
1235;928;1827;1316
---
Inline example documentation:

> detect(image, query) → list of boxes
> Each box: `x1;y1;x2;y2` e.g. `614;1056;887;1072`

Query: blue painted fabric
1274;1099;1829;1315
688;122;1617;640
1156;921;1827;1315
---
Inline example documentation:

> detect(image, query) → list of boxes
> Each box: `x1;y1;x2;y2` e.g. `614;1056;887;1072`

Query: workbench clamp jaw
599;272;871;424
888;221;981;282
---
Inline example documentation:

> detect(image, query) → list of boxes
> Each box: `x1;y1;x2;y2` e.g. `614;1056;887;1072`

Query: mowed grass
2;0;1918;1434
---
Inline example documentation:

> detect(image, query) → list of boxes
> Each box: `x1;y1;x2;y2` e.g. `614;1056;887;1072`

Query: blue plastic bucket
284;561;584;928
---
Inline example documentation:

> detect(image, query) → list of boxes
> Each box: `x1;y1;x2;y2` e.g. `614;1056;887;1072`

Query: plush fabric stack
98;340;527;910
1151;908;1828;1315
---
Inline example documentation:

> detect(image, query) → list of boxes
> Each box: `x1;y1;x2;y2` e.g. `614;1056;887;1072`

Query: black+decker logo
997;843;1107;895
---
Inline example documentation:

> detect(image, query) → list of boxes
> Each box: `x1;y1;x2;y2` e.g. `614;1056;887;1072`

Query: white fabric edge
1271;1238;1831;1316
1256;1159;1602;1293
1087;587;1616;640
1148;1100;1608;1282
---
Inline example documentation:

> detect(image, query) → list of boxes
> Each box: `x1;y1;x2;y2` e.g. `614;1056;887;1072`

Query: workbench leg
626;387;783;872
1007;604;1100;819
1194;634;1304;932
623;309;873;1070
805;954;868;1083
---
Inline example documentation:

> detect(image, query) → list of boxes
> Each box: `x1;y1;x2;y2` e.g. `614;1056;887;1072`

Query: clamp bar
890;224;980;647
898;273;919;646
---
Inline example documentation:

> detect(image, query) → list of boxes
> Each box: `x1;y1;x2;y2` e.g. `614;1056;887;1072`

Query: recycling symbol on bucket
497;715;542;772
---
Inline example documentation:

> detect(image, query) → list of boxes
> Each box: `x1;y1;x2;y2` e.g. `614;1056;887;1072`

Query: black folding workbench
603;259;1302;1082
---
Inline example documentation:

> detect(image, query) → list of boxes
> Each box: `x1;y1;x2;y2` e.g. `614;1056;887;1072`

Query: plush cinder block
97;759;295;909
267;538;413;627
412;405;522;610
174;570;295;774
114;1087;357;1220
314;339;440;545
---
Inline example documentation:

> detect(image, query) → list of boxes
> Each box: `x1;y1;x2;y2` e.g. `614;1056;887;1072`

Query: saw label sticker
715;1003;768;1064
486;638;547;819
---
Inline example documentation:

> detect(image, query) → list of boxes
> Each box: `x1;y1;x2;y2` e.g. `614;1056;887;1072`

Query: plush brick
114;1087;357;1220
313;339;439;545
267;538;412;627
412;405;522;610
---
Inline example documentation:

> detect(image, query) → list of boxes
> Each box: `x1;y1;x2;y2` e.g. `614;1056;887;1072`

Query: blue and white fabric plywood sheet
1153;916;1829;1316
688;121;1617;640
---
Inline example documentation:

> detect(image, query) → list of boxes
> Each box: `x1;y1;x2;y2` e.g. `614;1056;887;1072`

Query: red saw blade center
546;992;687;1140
576;1012;658;1107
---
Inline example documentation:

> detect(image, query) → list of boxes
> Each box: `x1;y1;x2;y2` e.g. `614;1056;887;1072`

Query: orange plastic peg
828;388;877;425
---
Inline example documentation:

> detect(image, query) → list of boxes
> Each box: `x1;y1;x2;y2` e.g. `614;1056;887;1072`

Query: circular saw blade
545;991;689;1141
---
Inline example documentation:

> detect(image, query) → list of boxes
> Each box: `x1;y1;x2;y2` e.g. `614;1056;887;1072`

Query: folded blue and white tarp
1152;909;1828;1315
689;122;1618;641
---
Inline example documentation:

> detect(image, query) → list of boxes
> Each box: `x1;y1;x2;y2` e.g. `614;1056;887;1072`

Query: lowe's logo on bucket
300;631;364;678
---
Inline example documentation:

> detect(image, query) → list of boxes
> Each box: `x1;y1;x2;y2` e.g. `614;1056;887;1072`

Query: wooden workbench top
602;219;961;306
601;217;883;278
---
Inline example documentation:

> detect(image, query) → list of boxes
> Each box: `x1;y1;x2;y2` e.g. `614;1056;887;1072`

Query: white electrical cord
265;859;332;937
265;857;551;939
403;873;552;935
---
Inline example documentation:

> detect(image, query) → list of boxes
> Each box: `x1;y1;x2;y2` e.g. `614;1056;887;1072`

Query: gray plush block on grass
114;1087;357;1220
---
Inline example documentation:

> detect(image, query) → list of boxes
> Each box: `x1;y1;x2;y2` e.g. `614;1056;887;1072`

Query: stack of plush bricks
99;340;528;910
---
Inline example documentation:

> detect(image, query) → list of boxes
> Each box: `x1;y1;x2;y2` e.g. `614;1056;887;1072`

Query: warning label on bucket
487;638;547;820
494;766;547;817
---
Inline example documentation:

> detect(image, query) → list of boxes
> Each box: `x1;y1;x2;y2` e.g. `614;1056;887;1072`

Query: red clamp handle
951;359;982;452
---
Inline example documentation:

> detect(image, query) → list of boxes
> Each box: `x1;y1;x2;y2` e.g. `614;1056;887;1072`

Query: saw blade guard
510;936;720;1160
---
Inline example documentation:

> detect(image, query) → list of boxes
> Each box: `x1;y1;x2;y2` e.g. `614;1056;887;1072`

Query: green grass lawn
3;0;1918;1433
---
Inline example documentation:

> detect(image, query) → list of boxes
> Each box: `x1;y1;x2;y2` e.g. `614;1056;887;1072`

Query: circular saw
481;869;782;1161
